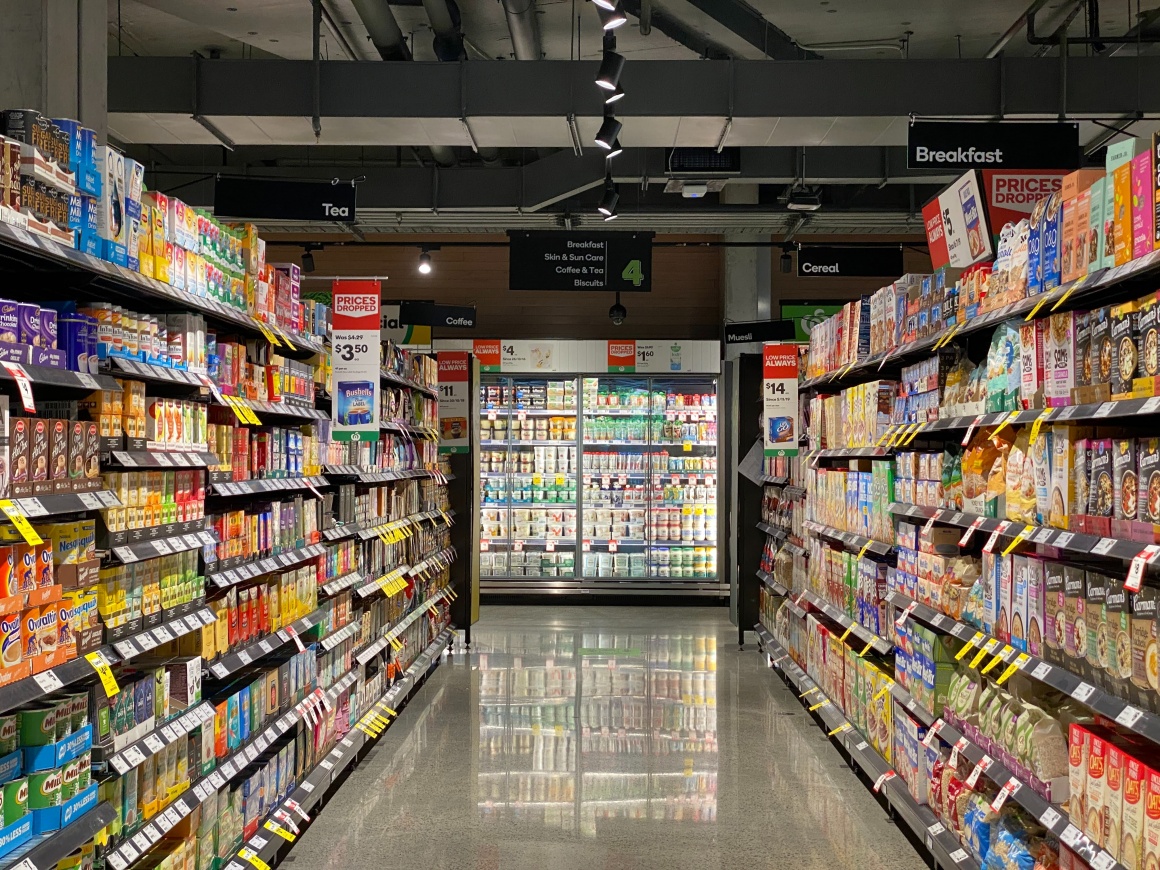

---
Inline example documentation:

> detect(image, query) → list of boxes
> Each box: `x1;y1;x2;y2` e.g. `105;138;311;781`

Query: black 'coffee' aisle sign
508;231;654;292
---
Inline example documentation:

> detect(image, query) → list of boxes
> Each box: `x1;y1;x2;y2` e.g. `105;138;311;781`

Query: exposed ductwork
350;0;412;61
423;0;467;61
501;0;542;61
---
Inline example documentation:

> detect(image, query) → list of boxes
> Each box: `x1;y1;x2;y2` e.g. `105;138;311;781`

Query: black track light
301;251;315;273
597;5;627;29
605;85;625;105
418;250;433;274
598;177;619;217
595;50;625;91
606;138;623;159
780;250;793;274
609;291;627;325
592;0;618;10
595;116;622;150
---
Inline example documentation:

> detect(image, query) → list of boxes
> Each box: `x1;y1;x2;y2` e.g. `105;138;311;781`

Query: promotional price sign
437;352;470;453
331;281;381;442
922;170;994;270
762;343;799;457
607;341;636;373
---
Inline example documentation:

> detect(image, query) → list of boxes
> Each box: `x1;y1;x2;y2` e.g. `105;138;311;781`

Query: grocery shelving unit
0;218;460;870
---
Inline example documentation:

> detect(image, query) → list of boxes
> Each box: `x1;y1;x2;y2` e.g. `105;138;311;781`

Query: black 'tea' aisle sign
907;121;1080;170
214;177;357;221
796;245;904;278
508;231;654;292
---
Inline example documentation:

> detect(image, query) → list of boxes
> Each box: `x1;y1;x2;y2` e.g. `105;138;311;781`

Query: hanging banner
923;170;993;270
907;121;1080;171
796;245;904;278
380;304;432;348
332;281;381;442
437;352;470;453
607;341;636;373
981;169;1067;229
472;340;501;372
507;231;653;292
763;343;799;457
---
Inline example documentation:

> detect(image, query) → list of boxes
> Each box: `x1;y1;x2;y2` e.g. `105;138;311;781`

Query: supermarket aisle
289;607;926;870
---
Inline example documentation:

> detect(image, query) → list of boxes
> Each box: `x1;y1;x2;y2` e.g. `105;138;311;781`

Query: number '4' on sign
767;382;786;395
621;259;644;287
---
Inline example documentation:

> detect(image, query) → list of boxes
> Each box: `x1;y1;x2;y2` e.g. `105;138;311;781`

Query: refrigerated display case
478;373;722;596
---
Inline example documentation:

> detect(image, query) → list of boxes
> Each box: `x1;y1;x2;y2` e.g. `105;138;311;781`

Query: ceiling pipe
639;0;652;35
423;0;501;166
501;0;542;60
350;0;412;60
985;0;1053;57
1029;4;1160;45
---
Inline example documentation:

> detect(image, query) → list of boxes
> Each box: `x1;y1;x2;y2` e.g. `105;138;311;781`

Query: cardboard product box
1011;554;1030;652
1086;570;1112;688
1105;578;1133;699
1043;191;1064;291
1029;195;1049;296
1108;741;1127;860
1111;301;1141;399
1102;170;1118;270
1062;195;1081;284
1115;161;1135;266
1130;586;1159;712
92;146;126;266
1089;176;1107;272
1071;188;1095;284
1133;151;1156;260
1064;565;1089;673
1086;728;1109;843
997;553;1014;643
1048;311;1078;407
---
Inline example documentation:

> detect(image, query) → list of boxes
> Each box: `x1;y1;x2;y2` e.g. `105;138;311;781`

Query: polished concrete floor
291;606;928;870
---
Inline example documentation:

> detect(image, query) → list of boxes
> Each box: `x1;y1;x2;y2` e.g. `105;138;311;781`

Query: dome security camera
609;293;627;326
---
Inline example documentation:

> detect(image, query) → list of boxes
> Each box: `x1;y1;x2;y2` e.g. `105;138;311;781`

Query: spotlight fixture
597;5;627;29
301;250;315;274
595;50;625;91
603;209;619;222
780;250;793;274
786;187;822;212
418;250;433;275
609;292;627;326
604;85;625;105
606;138;623;159
598;176;619;217
592;0;618;10
595;116;622;150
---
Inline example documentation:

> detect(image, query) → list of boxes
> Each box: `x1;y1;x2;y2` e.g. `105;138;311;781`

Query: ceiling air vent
665;147;742;176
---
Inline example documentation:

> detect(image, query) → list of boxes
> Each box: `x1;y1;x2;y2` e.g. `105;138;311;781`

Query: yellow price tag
238;849;270;870
0;500;43;546
856;543;871;561
1025;290;1056;321
873;682;893;702
886;425;909;448
968;646;990;669
85;651;120;697
989;410;1020;438
981;650;1009;674
829;722;853;736
273;326;294;347
1029;409;1052;445
800;687;819;698
839;625;854;643
875;425;897;447
841;361;856;377
1001;526;1034;557
382;706;398;716
242;401;262;425
858;640;873;657
682;441;693;452
956;632;985;660
256;322;281;347
808;699;830;712
903;423;925;446
996;662;1020;685
554;724;564;736
223;396;251;425
374;714;390;728
1051;275;1088;311
264;820;295;842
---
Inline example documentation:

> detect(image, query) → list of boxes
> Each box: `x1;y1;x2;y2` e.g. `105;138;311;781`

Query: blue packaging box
23;724;91;773
30;782;97;835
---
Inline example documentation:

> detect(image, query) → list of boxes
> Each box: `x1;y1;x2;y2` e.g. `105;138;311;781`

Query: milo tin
75;750;91;790
27;768;61;809
67;693;89;731
2;776;27;826
0;714;17;755
18;703;59;747
60;757;81;801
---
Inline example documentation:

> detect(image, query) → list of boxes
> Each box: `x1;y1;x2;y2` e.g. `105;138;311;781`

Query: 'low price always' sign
763;343;799;457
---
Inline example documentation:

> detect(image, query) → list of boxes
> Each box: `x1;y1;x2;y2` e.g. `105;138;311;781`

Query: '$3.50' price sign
331;282;381;443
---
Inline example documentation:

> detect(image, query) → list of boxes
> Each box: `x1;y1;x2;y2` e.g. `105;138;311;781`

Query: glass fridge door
579;376;653;580
481;377;580;586
479;376;512;579
646;377;719;583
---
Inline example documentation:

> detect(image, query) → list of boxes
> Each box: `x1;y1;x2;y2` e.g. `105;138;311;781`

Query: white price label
928;822;946;837
1116;706;1145;728
1073;682;1097;702
1030;662;1052;680
1091;852;1117;870
1092;537;1119;556
114;546;138;563
161;725;178;741
143;733;165;753
210;662;228;678
1054;532;1075;548
1040;806;1062;828
153;625;174;643
32;670;64;693
110;755;132;775
1142;396;1160;414
238;650;252;665
949;849;970;864
77;491;103;510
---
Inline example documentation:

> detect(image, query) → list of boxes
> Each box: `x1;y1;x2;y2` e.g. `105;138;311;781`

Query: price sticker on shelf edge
872;770;896;793
331;281;381;444
1001;525;1034;557
1;362;35;412
990;777;1021;812
895;601;917;628
965;755;993;788
959;517;985;547
0;501;43;546
921;720;944;748
983;521;1011;554
762;343;799;458
962;415;984;447
1126;545;1160;592
955;632;985;661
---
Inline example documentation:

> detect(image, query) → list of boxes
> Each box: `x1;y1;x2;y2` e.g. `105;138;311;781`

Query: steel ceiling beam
128;146;952;215
108;56;1160;121
620;0;736;58
680;0;820;60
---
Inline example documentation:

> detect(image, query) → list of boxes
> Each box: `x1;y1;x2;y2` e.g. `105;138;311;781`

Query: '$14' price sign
762;343;799;459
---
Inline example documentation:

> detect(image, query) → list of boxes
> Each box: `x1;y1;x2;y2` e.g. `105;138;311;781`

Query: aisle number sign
762;343;799;457
332;281;381;442
437;352;470;454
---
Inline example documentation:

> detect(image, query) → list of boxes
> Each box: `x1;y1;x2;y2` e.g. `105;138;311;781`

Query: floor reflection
474;630;718;836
